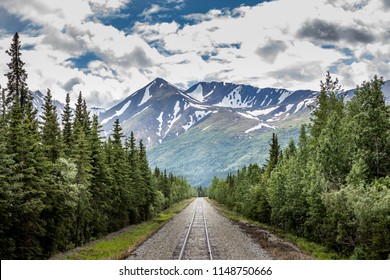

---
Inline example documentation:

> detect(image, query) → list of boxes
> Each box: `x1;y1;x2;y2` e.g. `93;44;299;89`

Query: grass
63;198;195;260
206;198;341;260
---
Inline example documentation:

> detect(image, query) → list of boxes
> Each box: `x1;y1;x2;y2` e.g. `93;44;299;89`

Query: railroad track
176;198;213;260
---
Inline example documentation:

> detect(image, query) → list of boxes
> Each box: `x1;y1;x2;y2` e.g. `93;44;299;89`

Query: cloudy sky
0;0;389;108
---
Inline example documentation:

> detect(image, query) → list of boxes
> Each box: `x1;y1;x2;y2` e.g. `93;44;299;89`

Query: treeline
0;33;195;259
209;72;390;259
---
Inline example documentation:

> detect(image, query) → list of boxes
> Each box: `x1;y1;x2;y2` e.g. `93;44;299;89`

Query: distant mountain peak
153;77;169;84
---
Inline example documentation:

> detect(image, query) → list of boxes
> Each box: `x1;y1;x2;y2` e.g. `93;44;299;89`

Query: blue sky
97;0;268;31
0;0;389;108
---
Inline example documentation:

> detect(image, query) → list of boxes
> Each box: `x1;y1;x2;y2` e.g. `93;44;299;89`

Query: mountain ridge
31;78;390;186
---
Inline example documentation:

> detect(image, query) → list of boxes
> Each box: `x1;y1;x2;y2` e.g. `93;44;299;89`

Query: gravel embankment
128;198;271;260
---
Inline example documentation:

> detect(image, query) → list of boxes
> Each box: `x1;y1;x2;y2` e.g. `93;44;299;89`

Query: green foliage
4;32;29;112
344;76;390;179
59;198;195;260
0;35;195;259
265;133;282;175
210;72;390;259
40;89;63;162
61;92;73;154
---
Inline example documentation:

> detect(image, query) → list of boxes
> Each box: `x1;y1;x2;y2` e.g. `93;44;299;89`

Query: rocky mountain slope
32;79;390;186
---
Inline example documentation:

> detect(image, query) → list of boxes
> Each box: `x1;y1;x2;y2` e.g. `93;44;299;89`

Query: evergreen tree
3;34;49;258
82;99;91;134
0;86;15;259
61;93;73;154
70;91;95;248
265;133;281;174
74;92;84;125
73;92;90;135
108;119;133;228
71;119;92;246
139;140;155;221
38;89;68;256
40;89;62;162
89;115;111;236
310;71;343;139
284;139;296;160
6;97;48;259
125;132;143;218
4;32;29;113
1;85;6;119
345;76;390;179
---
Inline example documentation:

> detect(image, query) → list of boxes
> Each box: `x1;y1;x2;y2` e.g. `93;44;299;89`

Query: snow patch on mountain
139;85;152;106
132;105;149;119
237;111;258;120
294;100;306;114
245;122;277;133
204;87;215;99
285;104;294;112
274;111;284;117
183;116;195;131
183;110;212;131
215;86;254;108
260;95;268;106
251;106;279;116
101;100;131;125
278;90;292;104
165;101;182;137
156;112;163;137
202;124;213;131
190;103;209;110
187;84;205;102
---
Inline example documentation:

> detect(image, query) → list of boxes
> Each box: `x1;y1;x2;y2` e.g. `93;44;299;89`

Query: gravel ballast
128;198;271;260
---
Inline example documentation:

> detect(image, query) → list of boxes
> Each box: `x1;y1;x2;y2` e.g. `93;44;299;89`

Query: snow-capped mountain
99;78;220;146
31;78;390;186
185;81;317;125
186;81;316;109
98;78;318;147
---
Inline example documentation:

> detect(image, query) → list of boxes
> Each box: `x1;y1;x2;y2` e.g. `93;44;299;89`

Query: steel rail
178;200;198;260
178;198;213;260
201;200;213;260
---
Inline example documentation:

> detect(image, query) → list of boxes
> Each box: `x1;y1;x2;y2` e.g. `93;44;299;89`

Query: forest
0;33;195;259
209;71;390;259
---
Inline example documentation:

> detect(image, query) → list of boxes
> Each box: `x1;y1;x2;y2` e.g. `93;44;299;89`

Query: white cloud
89;0;129;11
136;0;389;90
140;4;164;20
0;0;389;109
0;0;163;107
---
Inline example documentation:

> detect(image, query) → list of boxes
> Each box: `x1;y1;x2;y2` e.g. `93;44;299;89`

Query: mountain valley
33;78;390;186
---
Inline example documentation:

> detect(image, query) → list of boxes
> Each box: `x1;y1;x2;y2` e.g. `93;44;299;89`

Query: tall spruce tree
82;99;91;135
7;97;48;258
74;92;91;134
39;89;69;256
125;132;143;219
4;32;30;113
71;118;92;246
265;133;281;174
109;119;133;228
62;93;73;154
3;34;49;258
41;89;62;162
139;140;155;221
89;115;111;236
0;85;15;259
